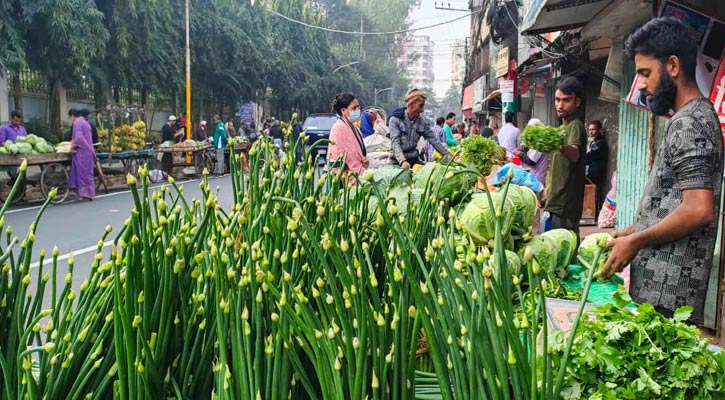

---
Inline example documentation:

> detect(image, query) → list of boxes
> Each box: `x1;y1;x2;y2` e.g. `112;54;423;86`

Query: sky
410;0;471;98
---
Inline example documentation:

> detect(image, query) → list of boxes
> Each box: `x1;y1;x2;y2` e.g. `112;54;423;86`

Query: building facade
399;35;435;90
450;39;467;89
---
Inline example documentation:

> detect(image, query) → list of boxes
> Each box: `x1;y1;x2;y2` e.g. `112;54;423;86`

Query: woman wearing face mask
328;92;369;182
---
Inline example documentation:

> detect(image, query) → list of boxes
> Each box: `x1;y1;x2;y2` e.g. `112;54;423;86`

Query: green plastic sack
561;265;623;305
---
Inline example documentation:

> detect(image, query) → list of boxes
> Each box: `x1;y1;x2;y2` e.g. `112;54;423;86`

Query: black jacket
162;124;175;142
586;134;608;180
269;125;284;140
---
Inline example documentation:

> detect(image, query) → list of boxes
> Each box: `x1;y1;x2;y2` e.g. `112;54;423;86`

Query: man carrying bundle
602;18;722;326
543;77;588;238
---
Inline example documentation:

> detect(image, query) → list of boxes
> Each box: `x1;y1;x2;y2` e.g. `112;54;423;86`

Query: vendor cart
96;149;155;176
0;153;75;204
154;143;212;176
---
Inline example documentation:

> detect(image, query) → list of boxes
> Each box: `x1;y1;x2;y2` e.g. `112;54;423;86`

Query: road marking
30;240;115;269
5;177;207;215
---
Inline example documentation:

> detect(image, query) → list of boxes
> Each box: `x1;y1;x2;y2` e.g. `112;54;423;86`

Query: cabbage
503;184;538;236
16;143;33;154
577;233;612;271
362;165;411;194
520;229;578;279
413;162;477;205
385;186;423;217
15;135;26;144
0;147;8;155
6;143;19;155
459;191;515;245
491;250;523;276
24;134;39;146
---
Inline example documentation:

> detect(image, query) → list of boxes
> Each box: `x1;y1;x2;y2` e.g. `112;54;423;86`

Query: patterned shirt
630;98;723;325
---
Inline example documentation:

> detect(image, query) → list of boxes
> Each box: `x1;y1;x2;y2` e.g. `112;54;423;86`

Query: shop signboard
500;79;515;103
472;76;487;113
496;47;510;78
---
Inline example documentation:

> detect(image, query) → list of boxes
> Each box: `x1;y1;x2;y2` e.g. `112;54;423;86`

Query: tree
439;83;463;116
24;0;110;132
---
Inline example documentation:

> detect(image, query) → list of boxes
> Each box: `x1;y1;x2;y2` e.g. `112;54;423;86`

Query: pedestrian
268;120;284;148
516;118;549;186
213;114;227;175
226;118;236;138
327;92;368;183
498;111;521;158
601;18;723;326
480;118;495;139
196;120;208;141
470;121;480;136
0;110;27;143
456;122;467;139
543;77;587;238
178;112;187;130
80;109;99;145
161;115;181;176
585;120;608;216
426;117;446;160
388;89;452;168
359;110;376;138
67;109;95;201
443;112;458;147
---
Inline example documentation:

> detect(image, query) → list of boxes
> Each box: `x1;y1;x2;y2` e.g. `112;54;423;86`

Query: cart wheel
40;163;69;204
0;175;26;205
195;152;213;176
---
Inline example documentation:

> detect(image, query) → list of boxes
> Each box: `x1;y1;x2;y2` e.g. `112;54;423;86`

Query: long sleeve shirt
443;124;458;147
388;109;450;164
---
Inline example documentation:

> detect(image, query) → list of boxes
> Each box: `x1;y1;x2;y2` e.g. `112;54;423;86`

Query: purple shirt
523;149;548;186
0;123;27;143
498;123;521;158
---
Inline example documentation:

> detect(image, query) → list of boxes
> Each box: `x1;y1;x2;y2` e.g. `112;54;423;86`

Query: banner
709;58;725;146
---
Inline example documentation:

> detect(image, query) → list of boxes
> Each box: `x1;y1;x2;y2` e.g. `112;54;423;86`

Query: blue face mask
348;110;361;123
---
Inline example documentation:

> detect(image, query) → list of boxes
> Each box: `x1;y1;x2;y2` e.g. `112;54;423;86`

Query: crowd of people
326;16;723;326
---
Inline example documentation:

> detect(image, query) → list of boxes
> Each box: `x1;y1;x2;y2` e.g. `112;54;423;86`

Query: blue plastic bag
491;163;544;194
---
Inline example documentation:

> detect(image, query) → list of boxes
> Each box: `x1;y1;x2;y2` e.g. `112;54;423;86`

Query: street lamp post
374;87;393;107
332;61;360;74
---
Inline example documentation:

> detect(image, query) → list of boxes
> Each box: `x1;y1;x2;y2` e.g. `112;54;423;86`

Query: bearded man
601;17;723;325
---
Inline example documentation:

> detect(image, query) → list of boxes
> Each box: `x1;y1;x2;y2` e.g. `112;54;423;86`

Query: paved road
5;175;237;305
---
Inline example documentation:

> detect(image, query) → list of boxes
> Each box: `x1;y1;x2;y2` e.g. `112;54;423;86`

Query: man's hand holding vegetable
600;189;716;279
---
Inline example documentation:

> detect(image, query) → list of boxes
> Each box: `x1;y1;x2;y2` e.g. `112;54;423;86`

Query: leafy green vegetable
461;135;505;177
460;191;516;245
362;164;411;194
550;288;725;400
412;161;478;205
520;123;566;153
578;233;612;272
503;184;538;237
520;229;578;280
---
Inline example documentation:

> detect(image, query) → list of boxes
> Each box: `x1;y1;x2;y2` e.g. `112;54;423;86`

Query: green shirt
443;124;458;147
544;118;587;219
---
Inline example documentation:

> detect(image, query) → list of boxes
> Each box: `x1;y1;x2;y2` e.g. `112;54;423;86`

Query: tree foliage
7;0;416;132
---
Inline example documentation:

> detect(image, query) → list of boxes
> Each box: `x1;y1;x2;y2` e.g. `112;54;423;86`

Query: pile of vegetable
110;120;146;151
521;122;566;153
0;134;55;155
0;132;722;400
460;135;506;177
551;289;725;399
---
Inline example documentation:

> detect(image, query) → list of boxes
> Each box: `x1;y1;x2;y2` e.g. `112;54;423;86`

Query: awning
580;0;652;38
521;0;613;36
462;84;475;119
483;90;501;103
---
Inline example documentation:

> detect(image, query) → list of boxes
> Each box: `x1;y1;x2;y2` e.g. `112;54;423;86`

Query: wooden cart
154;144;213;176
0;153;75;204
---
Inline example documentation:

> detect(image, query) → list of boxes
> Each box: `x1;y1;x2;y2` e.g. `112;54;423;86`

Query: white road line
29;240;115;269
5;177;206;215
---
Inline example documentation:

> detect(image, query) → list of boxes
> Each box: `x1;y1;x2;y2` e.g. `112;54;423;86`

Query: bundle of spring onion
0;124;601;399
520;123;566;153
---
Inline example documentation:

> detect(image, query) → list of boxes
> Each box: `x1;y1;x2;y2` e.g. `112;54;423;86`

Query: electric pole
184;0;192;163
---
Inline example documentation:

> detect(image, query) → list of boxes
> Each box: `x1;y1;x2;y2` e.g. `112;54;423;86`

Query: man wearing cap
388;89;451;168
163;115;180;143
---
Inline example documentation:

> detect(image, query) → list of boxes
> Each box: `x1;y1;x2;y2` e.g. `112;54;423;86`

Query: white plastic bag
364;132;391;153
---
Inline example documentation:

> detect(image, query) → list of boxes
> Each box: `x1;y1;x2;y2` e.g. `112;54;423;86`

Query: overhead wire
265;6;481;36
